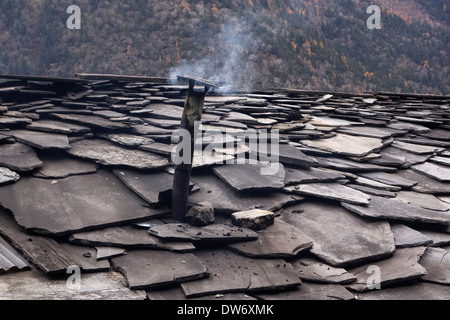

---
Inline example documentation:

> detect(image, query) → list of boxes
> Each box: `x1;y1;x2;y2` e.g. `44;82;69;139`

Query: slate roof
0;74;449;300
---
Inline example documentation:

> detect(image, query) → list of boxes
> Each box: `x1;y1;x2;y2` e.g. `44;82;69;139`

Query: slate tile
346;247;427;292
290;256;357;284
390;224;433;248
282;201;396;268
285;183;371;205
0;270;146;300
67;139;169;170
392;141;444;155
111;250;208;290
338;126;406;139
51;113;130;131
360;172;418;188
213;163;286;192
379;146;432;168
312;156;398;173
346;184;398;198
11;130;70;150
411;162;450;182
59;243;110;273
255;283;355;301
419;247;450;284
395;191;450;212
96;247;127;260
227;218;313;258
148;223;258;243
139;142;175;156
180;250;301;298
396;169;450;195
0;117;32;126
0;170;169;236
33;153;98;179
259;143;316;167
419;129;450;141
342;196;450;226
0;167;20;185
357;280;450;300
354;176;401;191
302;134;384;157
418;229;450;247
97;133;154;147
69;225;195;252
430;156;450;167
0;142;43;172
146;286;256;300
284;167;346;185
189;172;304;214
26;120;91;134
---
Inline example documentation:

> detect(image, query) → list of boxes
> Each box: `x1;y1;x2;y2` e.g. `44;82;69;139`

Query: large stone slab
395;169;450;195
0;271;146;300
27;120;91;134
111;250;208;290
285;183;371;205
0;170;169;236
67;139;169;170
11;130;70;150
313;156;397;173
284;167;345;185
227;219;313;258
354;176;401;192
180;250;301;298
412;162;450;182
342;196;450;226
379;146;432;168
51;113;130;131
33;153;98;179
255;283;355;301
281;201;396;268
338;126;406;139
148;223;258;243
69;226;195;252
419;247;450;285
390;224;433;248
347;184;398;198
0;142;43;172
213;163;286;192
302;134;384;157
391;141;444;155
189;173;304;214
418;229;450;247
395;191;450;212
291;256;357;284
0;167;20;185
346;247;427;292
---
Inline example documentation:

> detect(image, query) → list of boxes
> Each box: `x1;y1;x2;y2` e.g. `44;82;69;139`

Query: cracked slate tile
411;162;450;182
0;270;146;300
285;183;371;205
111;250;208;290
227;218;313;258
346;247;427;292
0;142;43;172
281;201;396;268
390;224;433;248
189;173;304;214
69;225;195;252
67;139;169;170
290;256;357;284
180;249;301;298
342;196;450;226
419;247;450;285
255;283;355;301
0;170;169;236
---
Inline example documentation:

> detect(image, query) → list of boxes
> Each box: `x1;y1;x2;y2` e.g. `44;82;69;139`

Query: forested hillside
0;0;448;93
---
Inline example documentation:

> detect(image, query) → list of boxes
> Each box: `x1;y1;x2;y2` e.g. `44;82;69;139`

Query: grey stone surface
391;141;444;155
0;167;20;185
430;156;450;167
213;163;286;192
342;196;450;226
379;146;432;168
255;283;355;301
0;142;43;172
285;183;371;205
185;205;216;227
111;250;208;290
313;156;397;173
284;167;345;185
0;170;169;236
419;247;450;284
148;223;258;243
258;143;316;167
302;134;384;157
51;113;130;131
396;169;450;194
26;120;91;134
228;219;313;258
189;173;304;214
11;130;70;150
390;224;433;248
419;229;450;247
96;247;127;260
59;243;110;273
291;256;357;284
146;286;256;301
231;209;275;231
33;153;98;179
360;172;418;188
412;162;450;182
97;133;154;147
68;139;169;170
357;280;450;300
282;201;396;268
346;247;427;292
346;184;398;198
354;176;401;191
395;191;450;212
180;250;301;298
338;126;406;139
69;225;195;252
0;271;146;300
